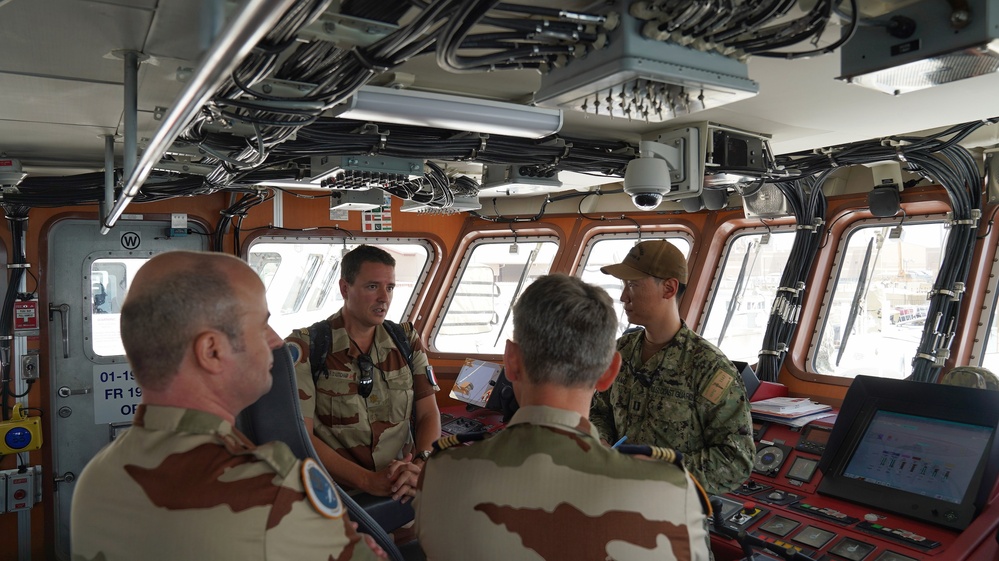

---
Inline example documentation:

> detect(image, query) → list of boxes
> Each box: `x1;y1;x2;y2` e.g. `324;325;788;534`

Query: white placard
92;363;141;424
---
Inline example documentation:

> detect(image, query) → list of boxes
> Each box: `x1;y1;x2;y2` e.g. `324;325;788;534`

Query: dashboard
710;419;999;561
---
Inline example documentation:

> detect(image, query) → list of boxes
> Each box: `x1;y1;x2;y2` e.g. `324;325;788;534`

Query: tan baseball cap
600;240;688;283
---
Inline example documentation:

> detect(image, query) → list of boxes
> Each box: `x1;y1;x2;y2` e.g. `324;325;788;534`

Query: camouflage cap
940;366;999;391
600;240;688;283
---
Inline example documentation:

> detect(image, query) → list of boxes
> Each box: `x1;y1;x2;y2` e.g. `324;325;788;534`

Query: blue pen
612;435;628;449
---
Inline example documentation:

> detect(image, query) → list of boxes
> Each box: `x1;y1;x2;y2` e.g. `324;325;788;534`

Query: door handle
49;303;70;358
58;386;91;398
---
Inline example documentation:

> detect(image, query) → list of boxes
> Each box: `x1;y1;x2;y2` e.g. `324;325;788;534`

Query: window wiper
717;240;761;346
836;233;885;366
493;242;542;346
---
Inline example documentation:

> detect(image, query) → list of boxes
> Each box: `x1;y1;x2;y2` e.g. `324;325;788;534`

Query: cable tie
0;335;12;341
914;352;935;361
351;48;390;73
895;145;908;163
758;349;781;357
826;152;839;167
927;288;959;300
6;263;30;269
796;224;815;231
776;285;800;295
5;215;28;222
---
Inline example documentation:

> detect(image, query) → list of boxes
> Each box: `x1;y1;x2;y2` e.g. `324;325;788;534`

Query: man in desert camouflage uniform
285;244;440;502
590;240;754;495
416;274;710;561
71;251;381;561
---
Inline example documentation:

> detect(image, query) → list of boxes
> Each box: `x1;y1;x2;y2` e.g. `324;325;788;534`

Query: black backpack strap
382;319;415;374
308;319;333;384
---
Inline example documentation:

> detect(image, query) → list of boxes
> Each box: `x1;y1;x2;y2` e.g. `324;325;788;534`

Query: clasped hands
362;453;422;502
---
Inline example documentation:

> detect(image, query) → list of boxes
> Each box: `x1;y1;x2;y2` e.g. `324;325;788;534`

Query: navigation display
842;410;992;505
817;376;999;531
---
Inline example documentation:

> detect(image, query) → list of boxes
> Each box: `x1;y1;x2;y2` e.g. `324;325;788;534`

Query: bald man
71;250;381;561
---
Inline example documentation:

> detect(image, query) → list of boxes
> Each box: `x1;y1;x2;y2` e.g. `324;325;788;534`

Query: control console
710;417;999;561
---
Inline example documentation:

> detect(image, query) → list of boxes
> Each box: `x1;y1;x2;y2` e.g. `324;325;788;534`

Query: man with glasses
286;245;440;503
590;240;754;495
415;274;710;561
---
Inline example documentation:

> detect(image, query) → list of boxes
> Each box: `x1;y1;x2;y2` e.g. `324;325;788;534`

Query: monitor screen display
841;410;993;505
818;376;999;531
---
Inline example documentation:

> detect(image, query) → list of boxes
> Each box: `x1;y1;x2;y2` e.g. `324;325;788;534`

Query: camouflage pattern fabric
71;405;376;561
414;406;710;561
286;310;434;474
939;366;999;391
590;323;754;495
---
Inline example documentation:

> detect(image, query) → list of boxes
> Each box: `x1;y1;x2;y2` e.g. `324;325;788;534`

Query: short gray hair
120;253;245;390
512;274;618;388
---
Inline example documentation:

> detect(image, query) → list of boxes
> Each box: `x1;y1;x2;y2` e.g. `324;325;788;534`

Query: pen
612;436;628;449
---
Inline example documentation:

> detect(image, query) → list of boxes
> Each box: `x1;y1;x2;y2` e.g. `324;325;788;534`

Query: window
90;258;148;357
434;237;559;354
248;240;431;339
700;230;794;365
281;254;324;314
248;252;281;288
812;220;948;379
977;257;999;371
576;235;691;337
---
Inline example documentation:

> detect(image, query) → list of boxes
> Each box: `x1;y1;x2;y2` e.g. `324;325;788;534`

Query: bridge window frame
431;234;560;355
698;225;797;366
807;215;950;381
246;236;434;340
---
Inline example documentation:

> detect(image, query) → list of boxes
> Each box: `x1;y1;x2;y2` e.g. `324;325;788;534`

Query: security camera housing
622;127;702;210
624;156;670;210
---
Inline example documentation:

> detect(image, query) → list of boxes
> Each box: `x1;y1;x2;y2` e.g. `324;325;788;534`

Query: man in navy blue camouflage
590;240;755;495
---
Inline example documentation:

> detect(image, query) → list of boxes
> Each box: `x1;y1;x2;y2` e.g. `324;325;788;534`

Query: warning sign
14;300;39;335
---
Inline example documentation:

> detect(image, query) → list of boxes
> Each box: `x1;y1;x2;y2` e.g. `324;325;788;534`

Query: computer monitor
818;376;999;530
732;360;761;399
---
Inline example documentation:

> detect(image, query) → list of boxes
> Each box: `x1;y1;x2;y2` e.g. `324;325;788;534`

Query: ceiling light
333;86;563;139
839;0;999;94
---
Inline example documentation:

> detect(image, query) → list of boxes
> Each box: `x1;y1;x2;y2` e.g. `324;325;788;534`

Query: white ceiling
1;0;998;179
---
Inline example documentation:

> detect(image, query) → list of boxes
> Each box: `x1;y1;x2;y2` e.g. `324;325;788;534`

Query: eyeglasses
357;354;374;398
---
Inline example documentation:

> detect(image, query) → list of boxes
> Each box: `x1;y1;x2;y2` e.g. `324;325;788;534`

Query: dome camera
624;155;671;210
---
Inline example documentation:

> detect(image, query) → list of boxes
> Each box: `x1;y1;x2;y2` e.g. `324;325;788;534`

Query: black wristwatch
416;450;432;462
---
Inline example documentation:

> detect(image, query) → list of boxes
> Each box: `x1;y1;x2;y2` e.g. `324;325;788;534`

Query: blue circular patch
301;458;343;518
287;342;303;364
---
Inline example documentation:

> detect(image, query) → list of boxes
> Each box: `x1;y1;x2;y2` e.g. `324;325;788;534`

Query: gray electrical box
839;0;999;94
535;0;757;121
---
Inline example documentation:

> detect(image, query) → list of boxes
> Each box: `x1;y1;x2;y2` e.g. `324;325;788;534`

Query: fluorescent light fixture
333;86;563;139
838;0;999;95
843;42;999;95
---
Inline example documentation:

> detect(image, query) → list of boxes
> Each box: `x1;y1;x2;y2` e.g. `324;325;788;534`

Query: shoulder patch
287;341;303;364
703;369;733;404
301;458;343;519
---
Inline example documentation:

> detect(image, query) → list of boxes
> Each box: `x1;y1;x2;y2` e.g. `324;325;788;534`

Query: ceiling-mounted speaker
681;196;704;213
702;189;728;210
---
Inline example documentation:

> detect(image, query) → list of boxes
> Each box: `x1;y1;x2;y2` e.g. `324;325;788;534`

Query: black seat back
238;345;406;561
